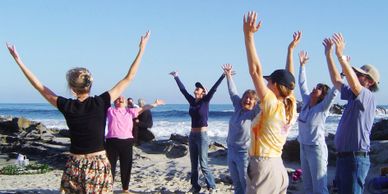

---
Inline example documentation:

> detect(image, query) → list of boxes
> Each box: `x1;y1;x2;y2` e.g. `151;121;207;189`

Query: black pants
105;138;134;190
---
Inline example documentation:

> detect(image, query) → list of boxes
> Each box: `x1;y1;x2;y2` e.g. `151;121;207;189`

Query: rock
208;149;227;158
370;140;388;164
216;173;233;185
282;139;300;162
329;104;344;115
210;141;227;149
57;129;70;138
138;140;172;154
376;106;387;115
169;133;189;145
325;133;337;166
371;119;388;140
16;117;32;130
166;143;188;158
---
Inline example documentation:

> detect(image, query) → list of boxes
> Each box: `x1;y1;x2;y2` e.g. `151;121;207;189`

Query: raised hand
298;51;309;67
139;31;151;50
332;33;345;57
6;43;21;61
289;31;302;50
169;71;178;77
345;56;351;63
243;11;262;36
322;38;333;55
222;64;234;77
154;99;166;106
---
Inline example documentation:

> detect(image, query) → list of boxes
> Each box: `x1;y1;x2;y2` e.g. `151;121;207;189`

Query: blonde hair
277;84;295;124
66;67;93;95
242;89;258;101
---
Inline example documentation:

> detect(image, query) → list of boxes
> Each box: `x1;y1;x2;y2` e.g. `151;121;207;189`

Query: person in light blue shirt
297;50;338;194
325;34;380;194
222;64;260;194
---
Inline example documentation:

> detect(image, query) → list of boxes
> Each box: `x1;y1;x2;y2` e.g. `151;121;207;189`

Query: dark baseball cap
263;69;295;90
195;82;205;90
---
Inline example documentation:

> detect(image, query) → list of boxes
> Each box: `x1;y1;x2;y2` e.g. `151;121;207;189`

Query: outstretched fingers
332;33;345;56
243;11;262;34
6;43;20;60
139;30;151;49
222;64;233;76
155;99;166;105
322;38;333;54
289;31;302;49
298;51;309;66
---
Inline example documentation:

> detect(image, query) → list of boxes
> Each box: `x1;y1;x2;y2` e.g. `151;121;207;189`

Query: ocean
1;103;387;144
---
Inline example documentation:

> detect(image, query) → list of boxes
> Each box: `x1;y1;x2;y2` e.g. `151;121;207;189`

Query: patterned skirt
60;151;113;194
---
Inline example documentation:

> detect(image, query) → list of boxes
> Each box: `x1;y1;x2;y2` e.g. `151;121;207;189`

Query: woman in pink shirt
106;96;164;193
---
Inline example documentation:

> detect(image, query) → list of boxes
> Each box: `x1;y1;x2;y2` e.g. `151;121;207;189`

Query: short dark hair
317;83;330;104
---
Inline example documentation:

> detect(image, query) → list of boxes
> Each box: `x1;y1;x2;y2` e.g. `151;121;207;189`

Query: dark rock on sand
169;133;189;145
282;139;300;162
0;116;70;168
371;119;388;140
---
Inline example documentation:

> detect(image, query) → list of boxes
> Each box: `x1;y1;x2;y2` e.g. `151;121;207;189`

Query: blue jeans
300;143;329;194
189;131;216;190
335;154;370;194
227;149;248;194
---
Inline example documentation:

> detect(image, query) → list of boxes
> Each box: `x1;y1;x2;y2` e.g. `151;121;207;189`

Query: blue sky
1;1;387;104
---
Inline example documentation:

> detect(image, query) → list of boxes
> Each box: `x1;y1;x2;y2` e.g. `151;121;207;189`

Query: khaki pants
246;157;288;194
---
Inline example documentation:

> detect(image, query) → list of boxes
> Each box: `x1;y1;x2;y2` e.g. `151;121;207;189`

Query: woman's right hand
288;31;302;50
222;64;234;77
154;99;166;106
6;43;21;61
322;38;333;55
243;11;262;36
139;31;151;51
169;71;178;77
298;51;309;67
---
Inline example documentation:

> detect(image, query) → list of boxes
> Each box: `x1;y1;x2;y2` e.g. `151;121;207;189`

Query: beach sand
0;148;385;194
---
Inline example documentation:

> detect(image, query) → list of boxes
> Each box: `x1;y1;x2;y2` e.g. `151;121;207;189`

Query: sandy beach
1;116;387;194
1;145;387;194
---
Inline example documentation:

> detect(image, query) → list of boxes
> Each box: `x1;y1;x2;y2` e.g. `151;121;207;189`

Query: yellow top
249;90;297;157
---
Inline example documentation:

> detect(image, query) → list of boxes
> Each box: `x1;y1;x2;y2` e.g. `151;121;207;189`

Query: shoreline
1;116;388;193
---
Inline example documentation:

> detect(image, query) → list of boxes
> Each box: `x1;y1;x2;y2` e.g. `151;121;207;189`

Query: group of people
6;11;380;194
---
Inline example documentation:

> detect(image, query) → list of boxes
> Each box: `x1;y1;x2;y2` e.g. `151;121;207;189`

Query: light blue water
1;103;387;143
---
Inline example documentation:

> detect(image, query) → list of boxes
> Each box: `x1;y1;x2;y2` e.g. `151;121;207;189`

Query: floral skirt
60;151;113;194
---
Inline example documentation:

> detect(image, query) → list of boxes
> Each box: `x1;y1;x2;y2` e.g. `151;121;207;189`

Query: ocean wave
153;110;234;118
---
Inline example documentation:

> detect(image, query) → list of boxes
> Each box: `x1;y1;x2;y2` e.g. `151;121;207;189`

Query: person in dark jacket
134;98;155;144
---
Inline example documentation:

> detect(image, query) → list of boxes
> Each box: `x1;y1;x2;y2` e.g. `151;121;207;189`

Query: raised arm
323;38;343;91
204;72;225;102
286;31;302;75
332;33;362;95
6;43;58;107
298;51;310;100
138;99;165;115
169;71;195;103
223;64;242;108
108;31;150;102
243;11;268;100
